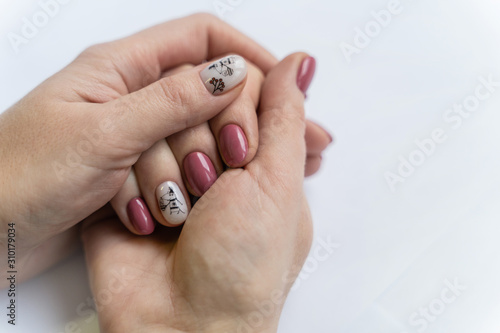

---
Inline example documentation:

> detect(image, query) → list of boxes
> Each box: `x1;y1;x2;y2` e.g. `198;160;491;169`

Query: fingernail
219;124;248;166
320;126;333;144
200;55;247;95
127;197;155;234
156;181;188;226
326;131;333;144
184;152;217;196
297;56;316;95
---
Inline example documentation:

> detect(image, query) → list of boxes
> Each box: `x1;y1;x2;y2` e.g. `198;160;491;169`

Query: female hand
109;60;266;234
110;56;331;236
0;13;277;286
81;53;313;333
0;13;331;287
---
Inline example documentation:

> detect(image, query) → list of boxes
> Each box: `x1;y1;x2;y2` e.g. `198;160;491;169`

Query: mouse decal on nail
159;187;185;216
200;55;247;96
208;56;236;76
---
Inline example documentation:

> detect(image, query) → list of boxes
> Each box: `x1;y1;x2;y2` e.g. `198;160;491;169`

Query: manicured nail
127;197;155;234
219;124;248;166
326;130;333;144
156;181;188;225
317;124;333;144
184;152;217;196
200;55;247;95
297;56;316;95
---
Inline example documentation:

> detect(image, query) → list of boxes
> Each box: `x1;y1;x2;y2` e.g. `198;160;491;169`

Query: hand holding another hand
82;53;314;333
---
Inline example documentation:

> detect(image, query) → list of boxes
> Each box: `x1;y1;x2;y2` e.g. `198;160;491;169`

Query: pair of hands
0;14;331;332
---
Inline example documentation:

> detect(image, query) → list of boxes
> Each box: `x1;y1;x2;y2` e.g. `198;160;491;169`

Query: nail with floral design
200;55;247;96
209;77;226;94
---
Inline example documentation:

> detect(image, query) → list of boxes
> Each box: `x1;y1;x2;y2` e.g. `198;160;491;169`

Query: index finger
92;13;278;92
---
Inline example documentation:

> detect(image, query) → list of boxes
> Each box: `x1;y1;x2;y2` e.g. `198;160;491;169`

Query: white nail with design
156;181;188;225
200;55;247;95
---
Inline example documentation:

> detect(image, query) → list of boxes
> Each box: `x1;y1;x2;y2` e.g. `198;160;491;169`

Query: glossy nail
219;124;248;166
297;56;316;95
200;55;247;95
326;130;333;144
156;181;188;225
311;121;334;144
184;152;217;196
127;197;155;234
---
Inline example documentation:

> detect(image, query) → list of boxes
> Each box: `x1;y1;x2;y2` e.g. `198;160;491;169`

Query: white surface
1;0;500;332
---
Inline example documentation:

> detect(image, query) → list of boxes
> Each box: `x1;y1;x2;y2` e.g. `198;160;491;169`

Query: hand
109;61;267;234
111;57;331;235
81;53;313;333
0;13;278;286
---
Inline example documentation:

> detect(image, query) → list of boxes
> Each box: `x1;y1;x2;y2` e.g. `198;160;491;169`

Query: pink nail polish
326;131;333;144
319;125;333;144
297;56;316;95
127;197;155;235
219;124;248;166
184;152;217;196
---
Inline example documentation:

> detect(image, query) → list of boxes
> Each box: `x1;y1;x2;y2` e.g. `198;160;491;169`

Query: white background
1;0;500;332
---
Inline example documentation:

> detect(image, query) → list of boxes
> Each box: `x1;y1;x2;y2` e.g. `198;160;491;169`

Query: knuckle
249;63;265;83
249;161;303;206
79;43;112;59
186;12;221;33
247;63;265;93
191;12;220;25
156;77;192;112
76;44;119;77
263;103;306;132
162;64;195;78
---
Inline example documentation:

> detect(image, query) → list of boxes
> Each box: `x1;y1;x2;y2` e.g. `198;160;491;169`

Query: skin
0;13;331;286
111;62;267;233
0;14;331;330
1;13;282;285
82;53;313;333
111;61;330;235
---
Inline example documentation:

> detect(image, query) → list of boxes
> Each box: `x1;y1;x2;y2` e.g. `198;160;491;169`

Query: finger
110;169;155;235
305;120;333;156
164;59;262;169
305;156;323;177
251;53;315;186
134;139;190;227
102;55;247;153
86;13;277;92
167;123;222;197
160;64;195;78
210;61;263;167
304;120;333;177
159;64;223;196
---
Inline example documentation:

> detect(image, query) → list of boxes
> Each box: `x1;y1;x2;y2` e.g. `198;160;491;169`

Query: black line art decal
159;187;185;215
208;56;236;77
209;77;225;94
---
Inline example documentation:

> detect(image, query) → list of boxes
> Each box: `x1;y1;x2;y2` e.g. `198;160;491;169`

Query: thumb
101;55;247;151
252;53;312;187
